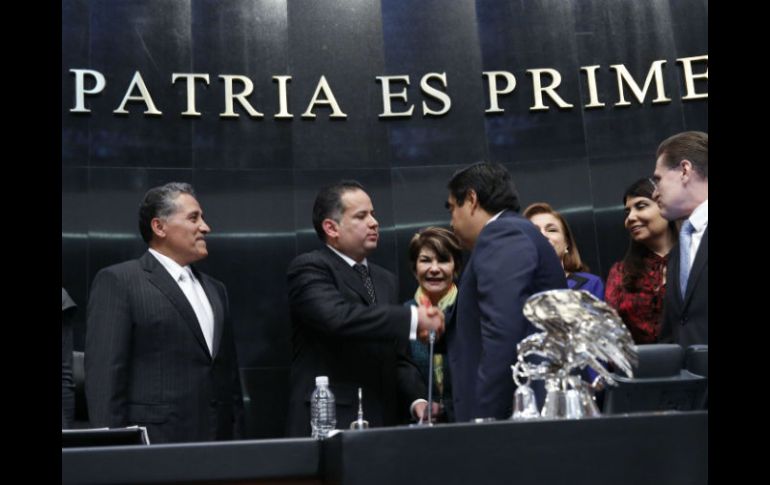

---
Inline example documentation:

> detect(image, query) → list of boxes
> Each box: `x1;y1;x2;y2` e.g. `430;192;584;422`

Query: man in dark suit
652;131;708;348
286;181;444;436
445;162;566;422
62;288;77;429
85;182;244;444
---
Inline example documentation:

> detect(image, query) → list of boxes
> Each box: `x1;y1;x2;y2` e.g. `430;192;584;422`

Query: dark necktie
679;220;696;298
353;264;377;304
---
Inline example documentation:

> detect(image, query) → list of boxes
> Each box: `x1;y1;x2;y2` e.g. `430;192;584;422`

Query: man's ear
150;218;166;239
680;159;693;183
466;189;479;215
322;218;339;240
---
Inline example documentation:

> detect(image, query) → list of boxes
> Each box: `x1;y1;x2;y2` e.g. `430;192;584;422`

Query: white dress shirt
684;200;708;268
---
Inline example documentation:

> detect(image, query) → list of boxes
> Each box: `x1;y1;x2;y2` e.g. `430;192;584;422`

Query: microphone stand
421;295;436;426
426;329;435;425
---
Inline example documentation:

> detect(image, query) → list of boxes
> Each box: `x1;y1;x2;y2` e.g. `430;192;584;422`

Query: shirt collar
148;248;190;281
688;199;708;233
326;244;368;268
485;210;506;226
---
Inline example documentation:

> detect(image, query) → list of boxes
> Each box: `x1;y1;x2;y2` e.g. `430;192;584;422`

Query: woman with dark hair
605;178;677;344
405;227;463;423
523;202;605;300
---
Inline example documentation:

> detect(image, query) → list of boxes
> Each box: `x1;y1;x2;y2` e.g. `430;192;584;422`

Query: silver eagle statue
511;289;638;420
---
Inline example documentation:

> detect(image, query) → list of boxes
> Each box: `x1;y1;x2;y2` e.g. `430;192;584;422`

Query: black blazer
661;226;708;348
85;251;244;444
285;247;425;437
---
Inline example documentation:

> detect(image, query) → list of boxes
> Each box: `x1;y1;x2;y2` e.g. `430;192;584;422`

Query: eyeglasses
647;177;657;191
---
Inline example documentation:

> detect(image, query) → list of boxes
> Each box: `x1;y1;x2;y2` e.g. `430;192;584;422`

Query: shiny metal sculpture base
511;289;637;420
541;377;601;419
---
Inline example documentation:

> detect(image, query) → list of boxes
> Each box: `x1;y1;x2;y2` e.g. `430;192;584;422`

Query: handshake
416;303;445;343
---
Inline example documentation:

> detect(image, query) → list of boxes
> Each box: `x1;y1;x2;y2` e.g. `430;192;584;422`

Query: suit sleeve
213;281;246;439
474;223;538;419
85;268;132;428
396;337;427;418
585;275;605;301
61;311;75;428
286;254;411;341
658;247;679;343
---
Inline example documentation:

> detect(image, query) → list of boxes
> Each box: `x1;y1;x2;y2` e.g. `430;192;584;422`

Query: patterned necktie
679;220;696;298
353;264;377;304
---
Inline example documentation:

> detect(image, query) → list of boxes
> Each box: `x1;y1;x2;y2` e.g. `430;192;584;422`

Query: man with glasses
650;131;708;347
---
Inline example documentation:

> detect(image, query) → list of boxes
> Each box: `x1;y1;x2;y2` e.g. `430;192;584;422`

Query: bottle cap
315;376;329;386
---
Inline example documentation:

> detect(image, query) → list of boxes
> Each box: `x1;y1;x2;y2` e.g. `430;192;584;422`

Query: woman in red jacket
605;178;677;344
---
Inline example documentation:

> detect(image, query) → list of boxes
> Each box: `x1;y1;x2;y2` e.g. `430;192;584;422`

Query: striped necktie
353;264;377;304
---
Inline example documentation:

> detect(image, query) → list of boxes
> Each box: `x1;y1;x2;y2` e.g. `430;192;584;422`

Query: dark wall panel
62;0;90;168
477;0;587;163
575;0;690;159
193;169;295;367
382;0;488;166
191;0;292;169
88;0;193;168
668;0;708;132
62;167;90;349
288;0;391;169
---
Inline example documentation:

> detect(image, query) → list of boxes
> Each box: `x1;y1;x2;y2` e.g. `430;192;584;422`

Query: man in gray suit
652;131;708;348
85;182;244;443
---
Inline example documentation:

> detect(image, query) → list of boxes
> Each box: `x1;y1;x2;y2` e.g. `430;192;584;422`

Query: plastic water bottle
310;376;336;439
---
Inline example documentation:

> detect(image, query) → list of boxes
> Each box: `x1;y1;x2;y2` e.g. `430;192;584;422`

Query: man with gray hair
85;182;244;443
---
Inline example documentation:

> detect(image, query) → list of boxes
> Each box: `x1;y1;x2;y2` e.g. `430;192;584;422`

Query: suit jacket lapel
195;268;224;359
683;226;708;306
141;252;212;358
323;247;372;305
668;242;685;307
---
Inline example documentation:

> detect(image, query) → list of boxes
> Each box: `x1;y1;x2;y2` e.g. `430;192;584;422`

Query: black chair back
603;344;707;414
632;343;685;378
72;351;89;424
685;345;708;378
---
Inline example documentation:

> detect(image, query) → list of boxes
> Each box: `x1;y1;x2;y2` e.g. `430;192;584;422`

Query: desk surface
63;411;707;485
62;437;321;485
325;411;708;485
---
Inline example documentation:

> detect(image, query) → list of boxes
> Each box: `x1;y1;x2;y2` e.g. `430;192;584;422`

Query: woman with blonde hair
523;202;604;300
